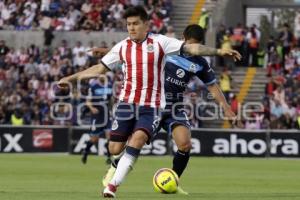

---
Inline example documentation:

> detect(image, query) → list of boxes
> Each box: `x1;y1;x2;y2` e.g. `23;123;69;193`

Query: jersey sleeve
157;34;184;55
196;58;216;86
101;41;123;70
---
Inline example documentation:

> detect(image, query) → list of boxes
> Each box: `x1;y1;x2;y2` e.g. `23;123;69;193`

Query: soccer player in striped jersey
58;6;241;198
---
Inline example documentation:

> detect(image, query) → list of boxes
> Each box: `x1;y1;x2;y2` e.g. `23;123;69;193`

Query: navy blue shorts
158;109;190;134
109;102;160;143
89;105;111;136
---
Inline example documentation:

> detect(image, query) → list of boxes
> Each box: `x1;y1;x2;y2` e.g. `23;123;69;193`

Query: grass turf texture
0;154;300;200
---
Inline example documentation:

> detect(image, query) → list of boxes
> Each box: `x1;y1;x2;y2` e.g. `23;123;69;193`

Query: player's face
126;16;148;42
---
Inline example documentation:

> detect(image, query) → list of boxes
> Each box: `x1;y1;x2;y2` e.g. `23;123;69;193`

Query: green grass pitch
0;154;300;200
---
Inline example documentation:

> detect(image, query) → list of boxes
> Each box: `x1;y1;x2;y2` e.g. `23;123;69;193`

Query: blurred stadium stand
0;0;300;130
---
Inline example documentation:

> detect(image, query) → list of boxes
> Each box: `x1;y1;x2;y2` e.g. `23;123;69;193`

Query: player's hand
224;107;243;128
87;47;110;57
57;77;71;90
217;49;242;62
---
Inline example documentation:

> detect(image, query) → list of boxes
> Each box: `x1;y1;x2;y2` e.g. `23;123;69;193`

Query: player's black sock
81;141;94;164
105;142;111;158
172;150;190;177
105;142;111;164
85;141;94;152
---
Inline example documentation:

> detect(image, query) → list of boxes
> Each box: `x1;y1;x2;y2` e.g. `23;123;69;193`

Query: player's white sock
109;146;140;186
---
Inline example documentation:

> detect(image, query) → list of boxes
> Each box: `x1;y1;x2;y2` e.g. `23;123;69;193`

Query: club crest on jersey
176;69;185;78
111;120;118;130
147;44;154;52
189;64;197;73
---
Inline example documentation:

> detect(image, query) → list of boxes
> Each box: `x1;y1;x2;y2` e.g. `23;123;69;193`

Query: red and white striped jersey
101;33;184;108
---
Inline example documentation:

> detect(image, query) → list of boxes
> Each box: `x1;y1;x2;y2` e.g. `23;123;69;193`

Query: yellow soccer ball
152;168;179;194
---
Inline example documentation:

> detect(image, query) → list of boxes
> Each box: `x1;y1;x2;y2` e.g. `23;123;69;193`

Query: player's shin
172;150;190;177
109;146;140;186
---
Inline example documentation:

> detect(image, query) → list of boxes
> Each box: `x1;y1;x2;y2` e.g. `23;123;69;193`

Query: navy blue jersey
164;55;216;105
88;79;112;106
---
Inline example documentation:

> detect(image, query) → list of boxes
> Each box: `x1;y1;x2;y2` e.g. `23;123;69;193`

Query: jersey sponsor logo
176;69;185;78
166;76;186;87
111;120;118;131
147;44;154;52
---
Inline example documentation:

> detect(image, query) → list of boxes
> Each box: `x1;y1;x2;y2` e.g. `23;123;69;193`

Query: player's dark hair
123;5;149;21
183;24;204;43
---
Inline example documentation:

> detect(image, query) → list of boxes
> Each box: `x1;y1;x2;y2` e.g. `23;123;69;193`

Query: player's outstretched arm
207;83;243;128
88;47;110;57
182;43;242;61
57;63;109;89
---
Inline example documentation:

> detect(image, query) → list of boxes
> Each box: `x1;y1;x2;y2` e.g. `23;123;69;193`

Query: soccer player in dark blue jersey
81;75;113;164
159;25;237;194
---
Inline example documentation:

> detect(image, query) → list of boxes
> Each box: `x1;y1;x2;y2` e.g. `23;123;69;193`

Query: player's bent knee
178;142;192;152
90;136;98;144
128;130;148;149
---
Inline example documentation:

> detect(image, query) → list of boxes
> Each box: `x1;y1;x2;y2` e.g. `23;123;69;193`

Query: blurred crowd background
0;0;300;129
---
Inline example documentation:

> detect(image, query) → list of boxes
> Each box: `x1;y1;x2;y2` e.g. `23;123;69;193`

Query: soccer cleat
81;149;89;164
176;186;189;195
102;166;116;187
102;184;117;198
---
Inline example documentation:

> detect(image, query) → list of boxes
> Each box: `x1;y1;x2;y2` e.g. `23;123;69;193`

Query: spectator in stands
72;41;85;61
267;45;281;76
24;57;39;77
245;117;261;130
38;58;51;77
246;27;259;66
221;30;235;69
1;0;162;32
273;85;286;106
164;25;176;38
74;51;88;67
220;69;232;102
11;108;24;125
68;4;81;24
41;0;50;12
231;23;244;61
109;0;124;21
271;99;283;119
279;23;294;68
265;76;276;97
81;0;92;14
216;24;226;49
61;13;75;31
198;8;209;40
229;93;239;114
